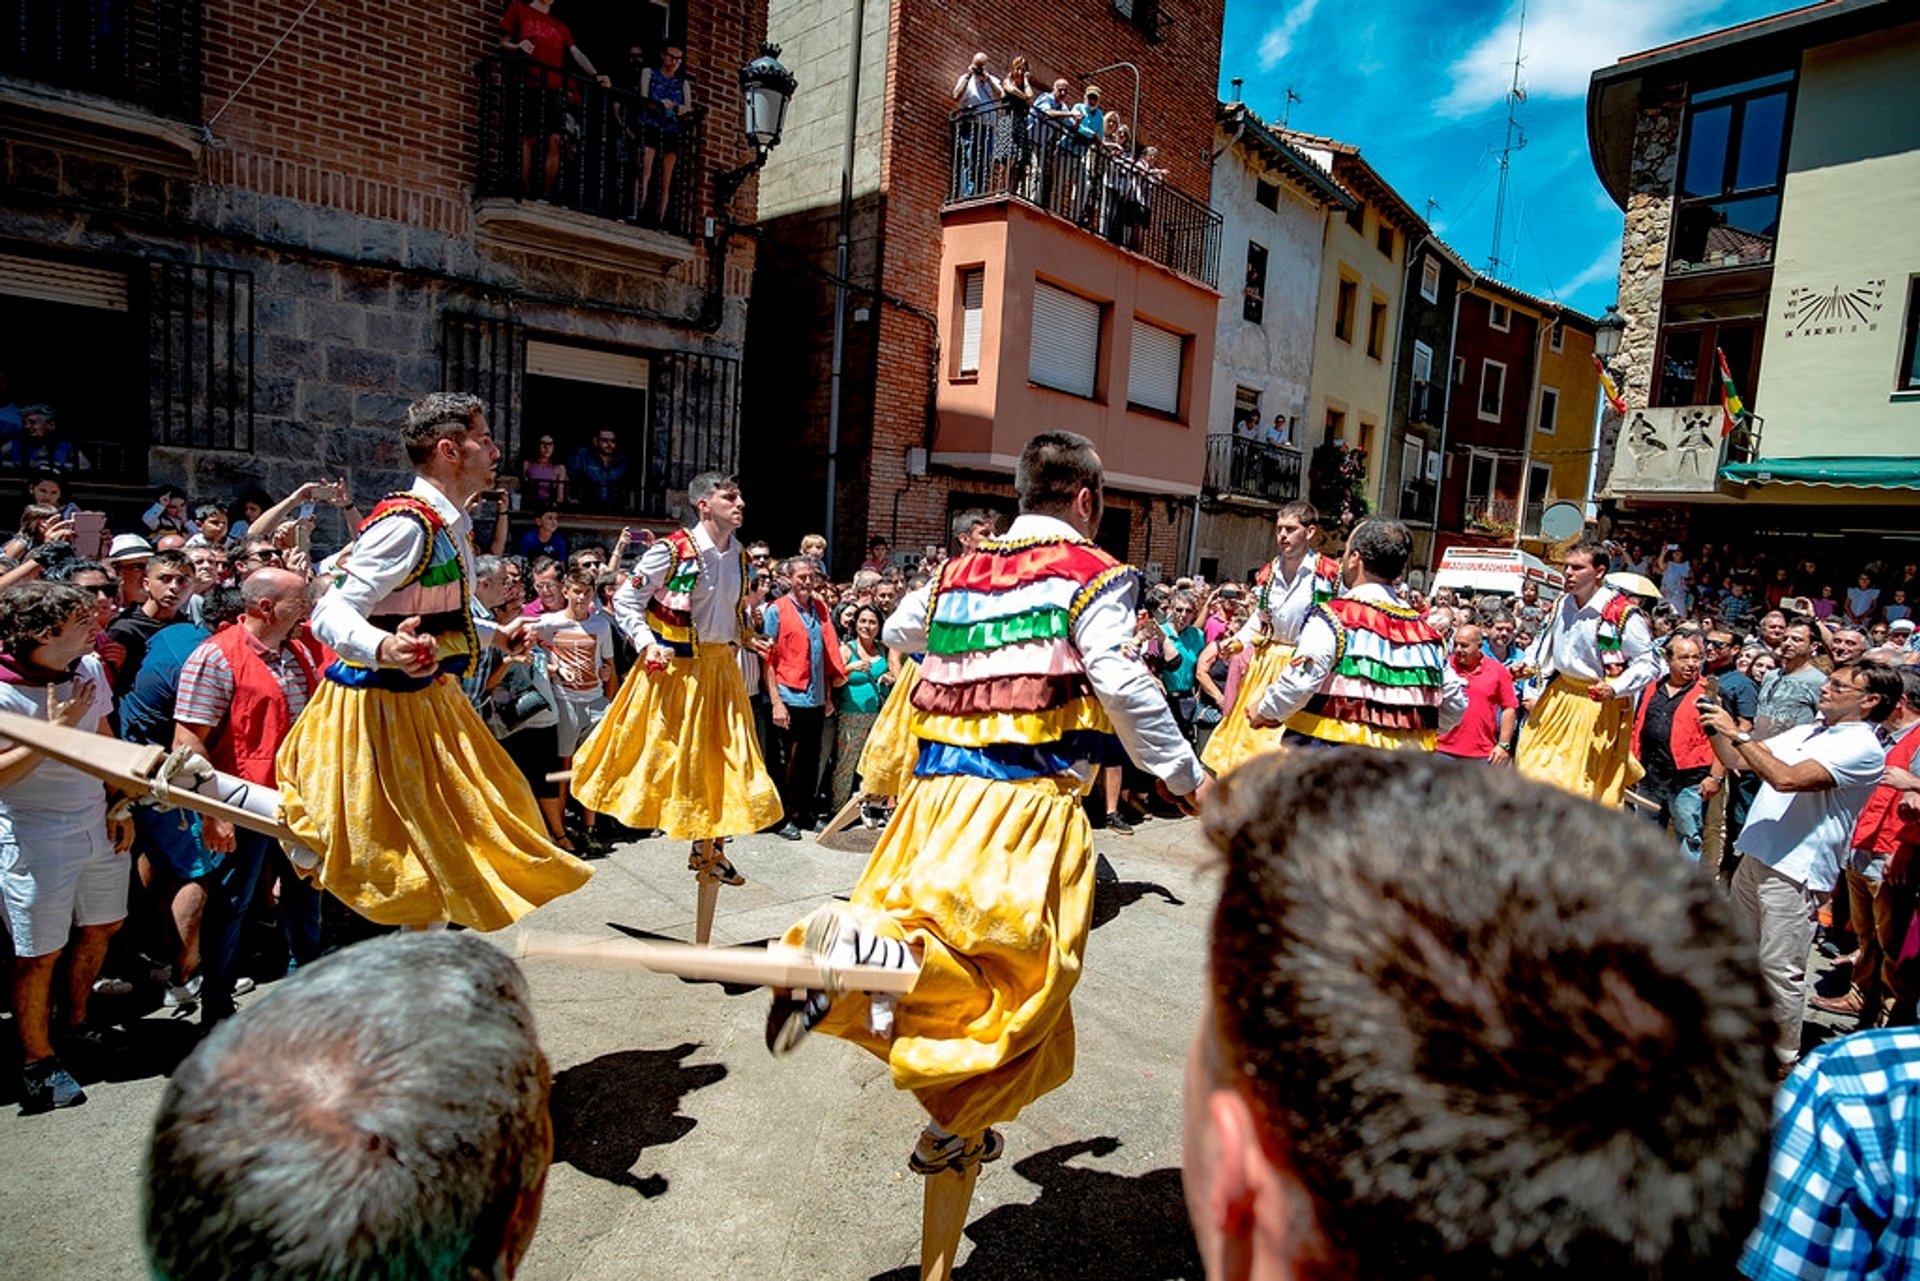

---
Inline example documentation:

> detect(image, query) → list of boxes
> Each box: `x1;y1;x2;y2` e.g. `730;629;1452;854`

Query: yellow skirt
856;657;921;798
1198;641;1294;776
1516;674;1644;807
276;676;592;930
571;642;783;840
785;771;1093;1135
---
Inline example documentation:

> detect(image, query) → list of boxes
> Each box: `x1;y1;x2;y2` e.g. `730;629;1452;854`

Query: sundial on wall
1782;279;1885;338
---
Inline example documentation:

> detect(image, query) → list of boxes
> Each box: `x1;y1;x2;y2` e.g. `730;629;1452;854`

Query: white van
1430;547;1564;603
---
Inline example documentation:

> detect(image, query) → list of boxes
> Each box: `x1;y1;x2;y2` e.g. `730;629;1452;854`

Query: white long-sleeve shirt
1254;582;1467;734
311;476;494;667
610;522;743;651
882;513;1205;796
1521;586;1661;700
1229;552;1327;648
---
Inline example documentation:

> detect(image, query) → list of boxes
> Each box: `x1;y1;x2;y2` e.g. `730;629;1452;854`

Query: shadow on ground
549;1042;725;1196
872;1137;1201;1281
1091;879;1184;932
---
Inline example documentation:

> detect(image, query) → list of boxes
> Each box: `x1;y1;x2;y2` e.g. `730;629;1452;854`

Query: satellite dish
1539;502;1585;542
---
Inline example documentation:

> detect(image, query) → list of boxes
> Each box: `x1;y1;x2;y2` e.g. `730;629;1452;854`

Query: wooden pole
694;876;721;946
920;1156;981;1281
0;710;300;845
509;931;919;993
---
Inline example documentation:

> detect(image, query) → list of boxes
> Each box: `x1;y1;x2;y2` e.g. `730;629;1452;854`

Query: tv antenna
1486;0;1529;277
1281;85;1303;128
1425;197;1443;225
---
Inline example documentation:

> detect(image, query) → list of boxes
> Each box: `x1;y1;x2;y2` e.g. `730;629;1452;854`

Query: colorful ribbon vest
641;528;751;656
909;534;1130;780
330;492;476;690
1285;596;1447;749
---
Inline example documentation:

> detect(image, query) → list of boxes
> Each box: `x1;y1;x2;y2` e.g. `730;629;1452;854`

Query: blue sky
1217;0;1790;318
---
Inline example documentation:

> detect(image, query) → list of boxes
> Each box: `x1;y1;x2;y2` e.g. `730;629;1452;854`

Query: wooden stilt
694;877;721;946
510;931;920;993
919;1154;982;1281
817;793;866;843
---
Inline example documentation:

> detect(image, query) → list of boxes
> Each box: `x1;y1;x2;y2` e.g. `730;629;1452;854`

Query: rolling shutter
959;268;984;375
1127;319;1182;415
0;252;129;310
525;340;650;388
1029;282;1099;399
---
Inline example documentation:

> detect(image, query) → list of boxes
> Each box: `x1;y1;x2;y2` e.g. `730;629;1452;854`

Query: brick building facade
0;0;769;541
747;0;1225;575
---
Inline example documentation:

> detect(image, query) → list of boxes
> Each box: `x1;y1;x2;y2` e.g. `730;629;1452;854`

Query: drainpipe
823;0;865;571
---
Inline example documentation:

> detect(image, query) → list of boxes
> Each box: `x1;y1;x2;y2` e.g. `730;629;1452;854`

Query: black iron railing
150;260;253;452
947;100;1222;288
1205;435;1302;505
477;53;705;239
2;0;201;119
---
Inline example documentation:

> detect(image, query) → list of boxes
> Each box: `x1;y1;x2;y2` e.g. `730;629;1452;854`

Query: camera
1695;695;1719;734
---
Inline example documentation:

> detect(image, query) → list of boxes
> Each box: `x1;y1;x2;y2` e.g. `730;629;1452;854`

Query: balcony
1602;405;1764;499
474;53;704;272
1205;435;1302;506
0;0;203;169
945;100;1222;288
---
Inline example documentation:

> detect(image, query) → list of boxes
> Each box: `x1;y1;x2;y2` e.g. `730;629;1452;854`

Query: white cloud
1258;0;1326;70
1560;239;1624;296
1436;0;1728;119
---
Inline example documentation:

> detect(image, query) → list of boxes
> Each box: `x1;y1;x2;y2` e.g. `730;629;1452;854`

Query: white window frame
1549;319;1565;352
958;268;985;377
1420;256;1440;304
1537;384;1560;436
1478;359;1507;421
1402;438;1423;487
1029;281;1101;400
1126;318;1184;417
1411;339;1434;385
1489;300;1512;331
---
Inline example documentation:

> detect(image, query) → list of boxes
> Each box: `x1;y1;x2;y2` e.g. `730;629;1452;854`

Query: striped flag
1716;348;1747;437
1592;355;1626;414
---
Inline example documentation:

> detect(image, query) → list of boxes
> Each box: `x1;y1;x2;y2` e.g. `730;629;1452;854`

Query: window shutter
959;269;984;375
0;252;129;310
1030;283;1100;399
526;341;650;388
1126;319;1182;415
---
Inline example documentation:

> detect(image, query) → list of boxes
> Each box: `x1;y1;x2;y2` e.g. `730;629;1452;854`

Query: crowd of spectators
950;52;1169;249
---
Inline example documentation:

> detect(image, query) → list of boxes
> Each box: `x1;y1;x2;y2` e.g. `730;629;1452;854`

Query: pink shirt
1436;656;1516;759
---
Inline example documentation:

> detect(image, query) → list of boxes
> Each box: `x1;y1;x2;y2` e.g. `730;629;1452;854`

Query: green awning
1719;457;1920;490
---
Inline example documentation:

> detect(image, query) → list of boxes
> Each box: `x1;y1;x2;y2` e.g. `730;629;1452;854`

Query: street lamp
1594;303;1626;363
716;41;797;210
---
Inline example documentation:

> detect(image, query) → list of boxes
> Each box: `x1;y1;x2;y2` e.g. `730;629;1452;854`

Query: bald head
241;567;306;608
241;568;310;645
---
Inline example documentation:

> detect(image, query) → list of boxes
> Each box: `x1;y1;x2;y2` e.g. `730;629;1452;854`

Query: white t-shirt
1735;720;1887;891
532;609;614;704
0;654;114;833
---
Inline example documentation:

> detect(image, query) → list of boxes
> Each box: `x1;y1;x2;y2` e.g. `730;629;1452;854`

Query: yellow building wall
1753;24;1920;458
1531;323;1601;514
1304;203;1402;499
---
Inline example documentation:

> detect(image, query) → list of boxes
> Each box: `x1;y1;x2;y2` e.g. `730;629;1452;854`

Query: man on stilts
1199;500;1339;775
1248;516;1464;748
571;471;782;891
1513;539;1661;806
766;432;1209;1233
277;393;591;929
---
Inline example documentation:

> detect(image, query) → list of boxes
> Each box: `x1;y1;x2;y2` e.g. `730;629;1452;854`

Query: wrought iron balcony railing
946;99;1222;288
1205;435;1302;505
477;52;705;239
1;0;201;120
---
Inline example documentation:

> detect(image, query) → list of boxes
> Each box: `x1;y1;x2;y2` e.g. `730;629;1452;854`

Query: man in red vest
173;568;324;1025
1631;633;1726;864
763;558;847;840
1811;666;1920;1026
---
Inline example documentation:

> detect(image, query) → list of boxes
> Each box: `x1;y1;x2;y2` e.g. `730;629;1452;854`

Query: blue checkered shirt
1740;1028;1920;1280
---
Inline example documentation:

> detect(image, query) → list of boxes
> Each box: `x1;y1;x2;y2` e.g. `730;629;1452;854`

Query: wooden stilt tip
919;1146;983;1281
694;878;721;947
